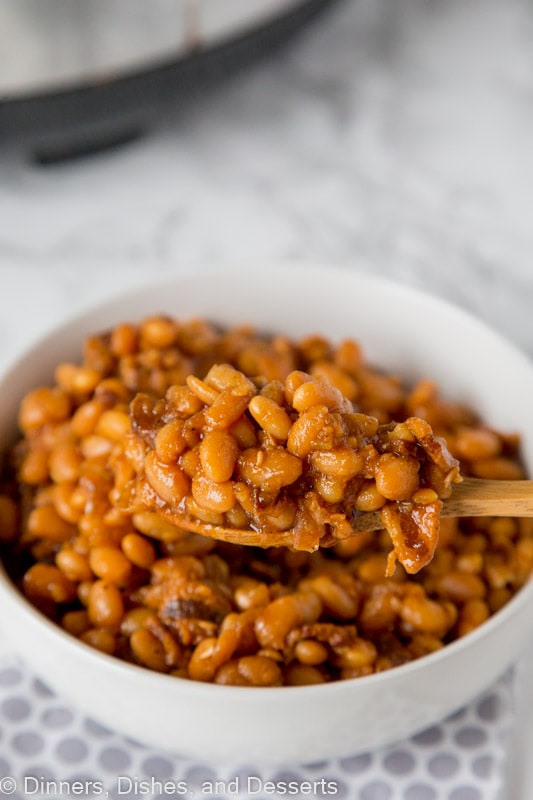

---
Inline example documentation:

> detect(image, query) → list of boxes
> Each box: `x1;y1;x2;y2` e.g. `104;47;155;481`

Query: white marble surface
1;0;533;796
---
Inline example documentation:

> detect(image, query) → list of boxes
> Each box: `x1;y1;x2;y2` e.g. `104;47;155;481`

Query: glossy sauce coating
0;317;530;686
126;369;460;575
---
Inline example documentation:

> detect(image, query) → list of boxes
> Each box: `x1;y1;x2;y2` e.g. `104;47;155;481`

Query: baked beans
0;316;530;686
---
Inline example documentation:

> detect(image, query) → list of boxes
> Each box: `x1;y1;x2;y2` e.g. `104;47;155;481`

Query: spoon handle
350;477;533;532
442;476;533;518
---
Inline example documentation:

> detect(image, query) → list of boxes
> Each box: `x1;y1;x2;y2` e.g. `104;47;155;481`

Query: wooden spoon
349;476;533;532
137;476;533;548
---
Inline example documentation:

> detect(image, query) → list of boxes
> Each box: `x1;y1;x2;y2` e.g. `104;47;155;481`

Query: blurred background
1;0;532;359
0;0;533;795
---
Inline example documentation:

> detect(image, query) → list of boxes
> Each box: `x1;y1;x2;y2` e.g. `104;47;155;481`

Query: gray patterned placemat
0;652;512;800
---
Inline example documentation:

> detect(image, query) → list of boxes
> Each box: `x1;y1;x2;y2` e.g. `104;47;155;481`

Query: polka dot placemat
0;653;513;800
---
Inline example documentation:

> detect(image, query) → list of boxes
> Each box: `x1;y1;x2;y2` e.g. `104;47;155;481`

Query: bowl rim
4;260;533;380
1;261;533;699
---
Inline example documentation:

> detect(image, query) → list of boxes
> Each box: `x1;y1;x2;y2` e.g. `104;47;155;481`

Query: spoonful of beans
121;364;532;577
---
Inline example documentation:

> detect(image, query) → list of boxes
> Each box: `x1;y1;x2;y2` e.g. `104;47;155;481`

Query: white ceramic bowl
1;265;533;765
